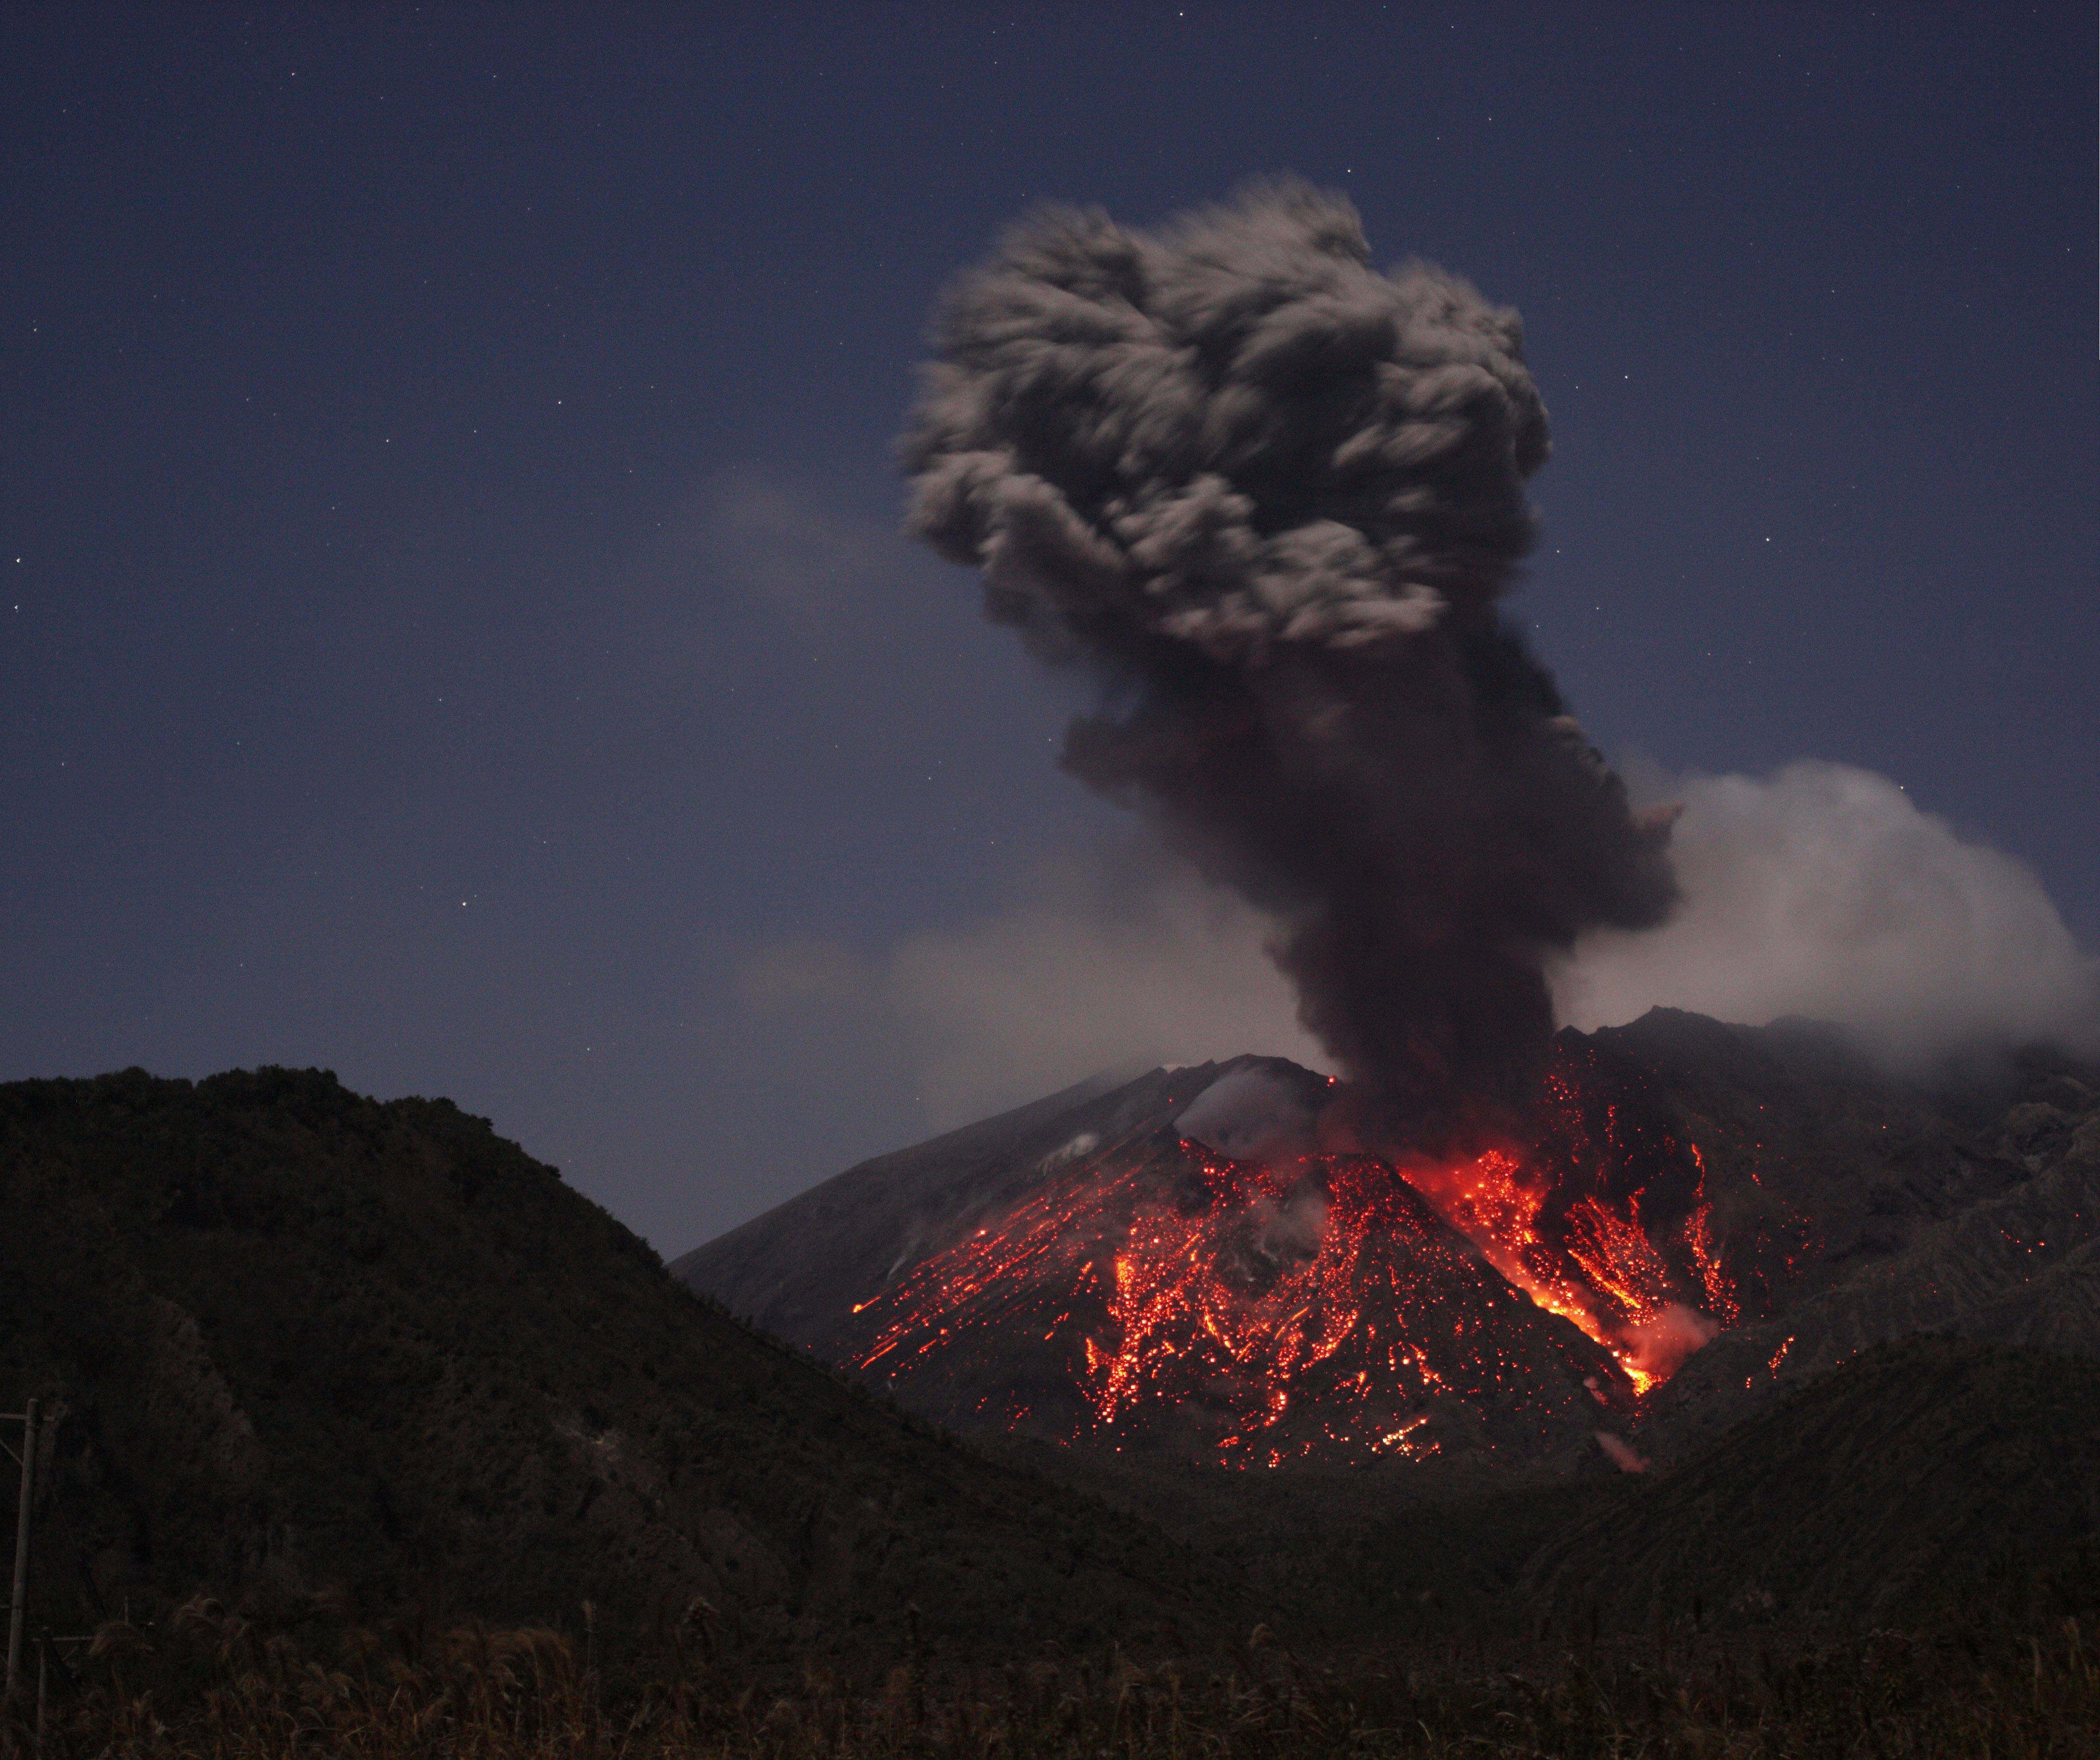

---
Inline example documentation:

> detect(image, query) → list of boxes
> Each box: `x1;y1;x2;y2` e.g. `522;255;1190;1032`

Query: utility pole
4;1398;37;1700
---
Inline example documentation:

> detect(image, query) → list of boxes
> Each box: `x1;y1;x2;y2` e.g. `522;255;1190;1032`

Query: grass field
10;1549;2098;1760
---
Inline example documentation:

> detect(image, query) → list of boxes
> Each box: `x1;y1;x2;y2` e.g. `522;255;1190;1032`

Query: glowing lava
1399;1153;1721;1392
841;1054;1786;1467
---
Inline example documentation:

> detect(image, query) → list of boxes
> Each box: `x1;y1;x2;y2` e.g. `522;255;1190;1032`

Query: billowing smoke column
901;181;1675;1137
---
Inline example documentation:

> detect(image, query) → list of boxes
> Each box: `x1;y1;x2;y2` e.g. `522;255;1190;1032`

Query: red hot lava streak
845;1056;1782;1467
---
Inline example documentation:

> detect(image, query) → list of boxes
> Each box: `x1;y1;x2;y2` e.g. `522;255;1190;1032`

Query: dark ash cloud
900;180;1674;1137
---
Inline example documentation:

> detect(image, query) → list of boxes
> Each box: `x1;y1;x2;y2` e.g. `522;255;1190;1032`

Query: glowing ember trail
841;1053;1790;1467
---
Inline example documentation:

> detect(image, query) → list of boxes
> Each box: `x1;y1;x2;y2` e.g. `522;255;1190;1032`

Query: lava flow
840;1053;1791;1468
1397;1066;1739;1393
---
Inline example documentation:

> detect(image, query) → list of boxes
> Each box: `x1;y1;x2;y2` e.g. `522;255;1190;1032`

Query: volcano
676;1010;2100;1482
842;1075;1638;1473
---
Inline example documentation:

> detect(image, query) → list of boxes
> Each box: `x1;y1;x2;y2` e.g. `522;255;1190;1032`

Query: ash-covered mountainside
0;1068;1235;1655
1520;1337;2100;1628
1639;1042;2100;1465
675;1010;2100;1481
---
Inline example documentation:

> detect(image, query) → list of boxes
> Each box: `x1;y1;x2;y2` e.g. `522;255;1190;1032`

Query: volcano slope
685;1059;1638;1491
1517;1337;2100;1629
0;1068;1237;1657
675;1009;2100;1494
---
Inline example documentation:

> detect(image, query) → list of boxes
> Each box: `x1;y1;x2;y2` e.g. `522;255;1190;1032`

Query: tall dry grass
5;1594;2097;1758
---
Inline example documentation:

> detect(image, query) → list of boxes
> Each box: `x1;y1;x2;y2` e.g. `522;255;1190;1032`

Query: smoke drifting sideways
1553;762;2100;1066
900;181;1674;1140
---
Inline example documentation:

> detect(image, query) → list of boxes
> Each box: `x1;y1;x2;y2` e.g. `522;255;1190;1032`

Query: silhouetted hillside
1521;1337;2100;1626
0;1067;1238;1659
11;1056;2094;1680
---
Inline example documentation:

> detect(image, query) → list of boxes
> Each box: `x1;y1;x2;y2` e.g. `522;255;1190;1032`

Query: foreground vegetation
8;1066;2100;1754
9;1556;2099;1760
0;1069;1217;1656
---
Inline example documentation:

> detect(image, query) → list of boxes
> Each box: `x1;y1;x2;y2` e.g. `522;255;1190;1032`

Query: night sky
5;4;2094;1256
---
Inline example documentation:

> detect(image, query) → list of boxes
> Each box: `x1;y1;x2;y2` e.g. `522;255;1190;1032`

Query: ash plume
901;181;1674;1136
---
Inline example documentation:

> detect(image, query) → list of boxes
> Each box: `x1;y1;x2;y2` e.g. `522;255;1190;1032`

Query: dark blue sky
5;3;2094;1253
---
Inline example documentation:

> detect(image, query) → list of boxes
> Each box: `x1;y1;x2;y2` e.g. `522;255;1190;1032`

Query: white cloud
889;850;1327;1125
735;763;2097;1144
1551;761;2100;1064
734;844;1324;1133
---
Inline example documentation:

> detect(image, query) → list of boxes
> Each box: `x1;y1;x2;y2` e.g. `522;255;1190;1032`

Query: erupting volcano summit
678;188;2100;1495
679;1021;1850;1478
898;181;1676;1137
679;1010;2100;1484
772;183;1721;1473
845;1047;1811;1470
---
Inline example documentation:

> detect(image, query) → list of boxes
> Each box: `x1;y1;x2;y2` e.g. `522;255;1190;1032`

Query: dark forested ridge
5;1050;2099;1678
0;1067;1235;1658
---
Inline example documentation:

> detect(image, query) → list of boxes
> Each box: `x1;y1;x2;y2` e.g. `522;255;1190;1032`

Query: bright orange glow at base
845;1056;1789;1467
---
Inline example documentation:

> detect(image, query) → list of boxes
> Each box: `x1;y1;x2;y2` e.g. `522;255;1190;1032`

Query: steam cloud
902;181;1673;1133
888;849;1325;1123
1176;1065;1320;1163
1553;762;2100;1064
1595;1432;1650;1475
849;766;2094;1127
